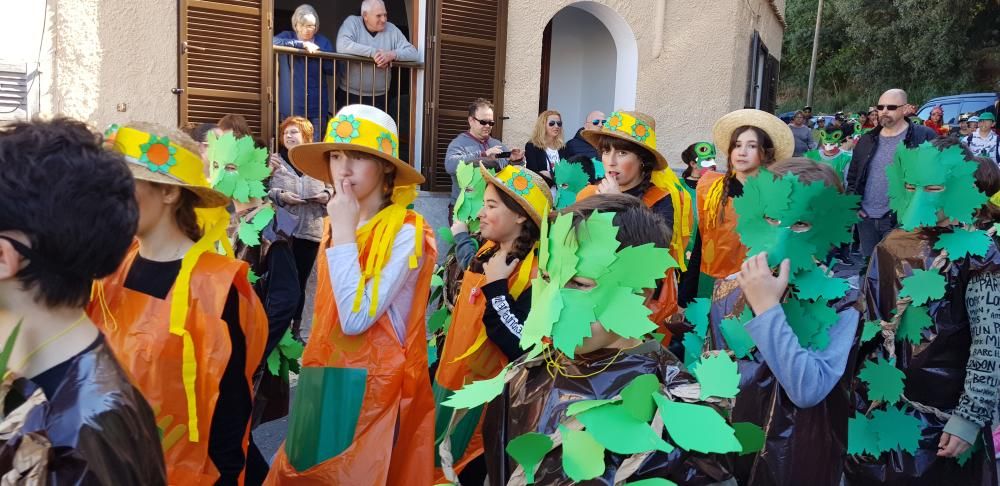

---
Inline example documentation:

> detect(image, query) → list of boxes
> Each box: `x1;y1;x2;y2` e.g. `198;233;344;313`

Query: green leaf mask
206;131;271;203
887;142;987;231
521;211;678;357
735;170;859;271
452;161;491;232
554;161;589;209
693;142;717;167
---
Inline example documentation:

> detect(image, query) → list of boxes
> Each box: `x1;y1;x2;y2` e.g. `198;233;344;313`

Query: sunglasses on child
548;121;563;127
591;119;607;126
473;117;496;127
875;104;901;111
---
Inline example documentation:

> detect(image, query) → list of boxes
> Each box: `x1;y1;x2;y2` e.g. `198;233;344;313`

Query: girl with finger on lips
574;111;695;340
265;105;438;486
435;165;552;482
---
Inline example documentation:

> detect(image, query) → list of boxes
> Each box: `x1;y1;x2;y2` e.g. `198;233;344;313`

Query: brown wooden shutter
179;0;272;137
422;0;509;192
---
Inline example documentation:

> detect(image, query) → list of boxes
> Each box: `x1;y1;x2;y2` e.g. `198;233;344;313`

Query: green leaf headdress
887;141;987;231
554;161;589;209
452;161;491;232
520;211;678;358
734;169;859;272
206;131;271;203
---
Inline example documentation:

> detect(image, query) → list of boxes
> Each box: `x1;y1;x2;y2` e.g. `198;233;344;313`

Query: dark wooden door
178;0;272;137
422;0;509;192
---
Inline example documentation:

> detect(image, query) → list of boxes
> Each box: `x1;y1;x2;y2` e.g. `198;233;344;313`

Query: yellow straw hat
479;164;553;226
711;109;795;163
288;104;424;187
581;110;669;170
106;124;229;208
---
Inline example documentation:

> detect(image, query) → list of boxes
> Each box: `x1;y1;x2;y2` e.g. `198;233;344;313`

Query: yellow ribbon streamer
651;169;692;272
704;176;726;229
990;190;1000;208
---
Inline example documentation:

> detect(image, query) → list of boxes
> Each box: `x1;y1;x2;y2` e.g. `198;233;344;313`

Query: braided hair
469;187;540;273
717;126;776;224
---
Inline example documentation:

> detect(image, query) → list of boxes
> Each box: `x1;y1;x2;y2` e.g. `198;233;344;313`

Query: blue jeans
858;212;896;260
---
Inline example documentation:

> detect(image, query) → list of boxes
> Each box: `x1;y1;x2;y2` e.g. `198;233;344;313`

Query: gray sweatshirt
789;124;816;157
444;132;510;201
336;16;418;96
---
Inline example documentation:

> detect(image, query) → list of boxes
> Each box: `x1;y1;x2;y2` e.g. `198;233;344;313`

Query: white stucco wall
503;0;785;169
547;6;617;137
9;0;178;129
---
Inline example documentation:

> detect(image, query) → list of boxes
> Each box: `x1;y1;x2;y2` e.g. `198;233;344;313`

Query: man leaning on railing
336;0;418;110
273;4;334;141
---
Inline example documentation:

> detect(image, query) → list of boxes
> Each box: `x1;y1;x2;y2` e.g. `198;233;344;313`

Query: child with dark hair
91;122;268;484
0;118;166;483
445;194;738;484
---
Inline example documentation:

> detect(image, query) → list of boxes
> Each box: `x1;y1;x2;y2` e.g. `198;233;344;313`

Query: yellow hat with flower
480;164;553;226
289;104;424;187
581;110;669;170
105;123;229;208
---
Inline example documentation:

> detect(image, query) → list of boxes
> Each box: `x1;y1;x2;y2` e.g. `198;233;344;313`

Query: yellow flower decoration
507;170;534;196
328;115;361;143
631;119;652;142
606;112;624;132
139;135;178;174
376;131;398;157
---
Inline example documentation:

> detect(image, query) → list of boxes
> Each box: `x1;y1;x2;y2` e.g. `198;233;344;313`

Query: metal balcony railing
271;46;423;162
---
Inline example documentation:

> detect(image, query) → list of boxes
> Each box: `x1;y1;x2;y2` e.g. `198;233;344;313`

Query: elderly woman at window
273;4;334;141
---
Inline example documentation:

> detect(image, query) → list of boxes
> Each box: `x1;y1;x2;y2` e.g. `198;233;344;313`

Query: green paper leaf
436;226;455;246
577;403;674;454
238;220;262;247
682;333;704;371
431;274;444;288
732;422;766;455
899;269;946;306
783;298;839;351
605;243;679;290
858;357;905;403
427;307;450;335
250;205;276;231
575;212;622;279
620;374;660;423
0;320;21;379
896;305;933;345
654;393;742;453
559;425;606;481
266;346;281;376
888;142;987;231
684;298;712;338
442;364;511;409
247;268;261;285
693;353;741;399
566;399;618;417
427;340;438;366
720;315;755;359
627;480;677;486
861;320;881;344
847;413;880;456
594;287;656;341
791;265;850;301
934;227;992;260
550;288;596;356
505;432;553;484
870;405;921;454
554;161;590;209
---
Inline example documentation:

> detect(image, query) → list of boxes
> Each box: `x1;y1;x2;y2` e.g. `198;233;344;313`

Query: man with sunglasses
565;110;606;160
445;98;524;203
846;88;938;261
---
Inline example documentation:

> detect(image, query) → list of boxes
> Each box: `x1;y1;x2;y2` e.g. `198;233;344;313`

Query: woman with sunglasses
524;110;569;186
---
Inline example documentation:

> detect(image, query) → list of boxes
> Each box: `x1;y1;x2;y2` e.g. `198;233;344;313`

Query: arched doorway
540;2;638;137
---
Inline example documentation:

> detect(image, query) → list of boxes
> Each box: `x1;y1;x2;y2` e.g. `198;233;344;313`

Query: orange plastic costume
88;244;267;485
266;212;438;486
696;171;746;279
575;185;690;341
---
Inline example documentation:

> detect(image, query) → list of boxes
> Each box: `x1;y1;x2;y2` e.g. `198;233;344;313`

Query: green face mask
693;142;717;167
452;161;490;232
887;142;986;231
520;211;678;358
735;169;859;272
206;131;271;203
554;161;590;210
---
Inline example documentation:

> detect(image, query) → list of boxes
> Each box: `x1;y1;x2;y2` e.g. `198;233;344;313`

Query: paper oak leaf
898;269;946;306
559;426;606;481
732;422;766;456
577;403;674;454
847;414;880;456
684;298;712;338
654;393;742;454
720;315;755;359
934;227;992;260
895;305;933;345
791;265;850;301
442;364;511;409
693;353;740;400
870;406;921;454
620;374;660;423
505;432;553;484
861;320;881;344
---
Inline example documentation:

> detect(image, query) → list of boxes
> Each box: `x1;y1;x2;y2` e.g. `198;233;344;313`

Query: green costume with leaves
804;129;851;181
845;142;1000;485
442;211;747;484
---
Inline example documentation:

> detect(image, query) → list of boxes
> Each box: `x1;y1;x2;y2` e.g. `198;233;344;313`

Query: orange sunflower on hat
506;169;535;196
631;119;652;142
330;114;361;143
140;135;178;173
376;131;398;157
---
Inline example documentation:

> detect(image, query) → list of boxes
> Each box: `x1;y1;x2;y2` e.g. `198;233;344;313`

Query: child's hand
736;252;790;315
451;220;469;236
937;432;971;458
329;179;360;244
483;249;519;284
597;175;621;195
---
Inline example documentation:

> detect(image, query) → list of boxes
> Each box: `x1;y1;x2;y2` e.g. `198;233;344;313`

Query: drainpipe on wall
651;0;666;59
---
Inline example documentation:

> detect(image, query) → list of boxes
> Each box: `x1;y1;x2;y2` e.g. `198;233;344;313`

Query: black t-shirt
124;256;250;485
31;336;103;399
625;184;675;232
